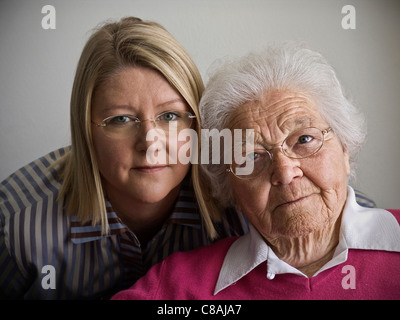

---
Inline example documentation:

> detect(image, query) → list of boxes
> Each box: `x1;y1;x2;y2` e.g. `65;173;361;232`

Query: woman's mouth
276;194;313;209
132;166;167;173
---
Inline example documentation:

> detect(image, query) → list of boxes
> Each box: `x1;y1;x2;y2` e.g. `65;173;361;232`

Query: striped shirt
0;147;375;299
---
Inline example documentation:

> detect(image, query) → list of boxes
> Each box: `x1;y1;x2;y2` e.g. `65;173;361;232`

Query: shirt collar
340;187;400;251
214;186;400;295
70;203;127;244
70;175;201;244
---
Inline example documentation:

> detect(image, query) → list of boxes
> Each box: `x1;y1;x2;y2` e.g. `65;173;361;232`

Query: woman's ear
343;148;351;176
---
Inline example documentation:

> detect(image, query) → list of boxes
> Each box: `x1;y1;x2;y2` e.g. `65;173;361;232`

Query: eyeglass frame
91;111;197;138
227;127;333;179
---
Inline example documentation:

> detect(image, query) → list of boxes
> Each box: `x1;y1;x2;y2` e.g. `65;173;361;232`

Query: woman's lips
132;166;167;173
276;194;313;208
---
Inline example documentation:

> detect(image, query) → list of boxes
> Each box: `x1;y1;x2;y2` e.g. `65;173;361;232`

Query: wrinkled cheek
306;164;348;214
308;148;349;189
231;180;272;223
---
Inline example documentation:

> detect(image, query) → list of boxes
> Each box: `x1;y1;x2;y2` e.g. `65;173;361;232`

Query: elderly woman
113;43;400;299
0;17;248;299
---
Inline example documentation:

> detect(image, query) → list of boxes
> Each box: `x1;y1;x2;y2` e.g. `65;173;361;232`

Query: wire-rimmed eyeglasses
91;110;196;139
227;127;333;180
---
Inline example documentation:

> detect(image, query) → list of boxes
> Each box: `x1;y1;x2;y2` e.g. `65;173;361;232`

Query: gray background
0;0;399;208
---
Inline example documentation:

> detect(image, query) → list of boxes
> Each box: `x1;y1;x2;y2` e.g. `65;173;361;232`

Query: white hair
199;42;366;207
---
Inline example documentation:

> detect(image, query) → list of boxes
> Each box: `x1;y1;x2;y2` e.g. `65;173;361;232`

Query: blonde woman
0;17;244;299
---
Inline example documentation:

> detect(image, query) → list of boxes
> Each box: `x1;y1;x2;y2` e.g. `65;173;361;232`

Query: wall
0;0;399;208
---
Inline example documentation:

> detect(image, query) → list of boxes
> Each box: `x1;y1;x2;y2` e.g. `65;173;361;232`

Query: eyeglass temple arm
91;121;106;127
322;127;332;135
92;113;196;127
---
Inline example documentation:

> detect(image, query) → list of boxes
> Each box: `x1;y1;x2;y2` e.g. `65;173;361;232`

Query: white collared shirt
214;186;400;295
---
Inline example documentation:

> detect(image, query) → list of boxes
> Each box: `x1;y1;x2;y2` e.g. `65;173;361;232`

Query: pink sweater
112;210;400;300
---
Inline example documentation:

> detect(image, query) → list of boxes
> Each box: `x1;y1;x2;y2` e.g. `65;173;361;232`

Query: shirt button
266;272;275;280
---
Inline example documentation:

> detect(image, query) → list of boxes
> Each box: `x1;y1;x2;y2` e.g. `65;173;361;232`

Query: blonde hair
57;17;218;239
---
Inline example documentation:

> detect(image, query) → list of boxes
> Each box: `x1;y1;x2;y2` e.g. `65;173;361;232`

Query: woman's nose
134;120;163;152
269;151;303;186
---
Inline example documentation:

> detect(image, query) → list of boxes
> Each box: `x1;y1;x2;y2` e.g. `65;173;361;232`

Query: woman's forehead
228;90;325;132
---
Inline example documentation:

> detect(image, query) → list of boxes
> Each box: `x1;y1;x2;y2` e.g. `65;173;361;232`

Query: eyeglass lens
231;127;327;179
100;111;195;139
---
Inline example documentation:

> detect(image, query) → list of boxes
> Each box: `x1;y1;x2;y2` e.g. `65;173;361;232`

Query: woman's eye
159;112;180;122
297;135;313;144
108;115;133;125
247;152;260;161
